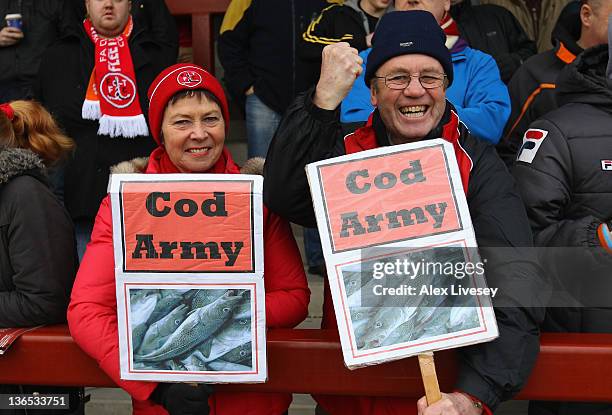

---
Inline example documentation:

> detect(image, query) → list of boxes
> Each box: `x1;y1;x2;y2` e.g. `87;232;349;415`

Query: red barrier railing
1;325;612;402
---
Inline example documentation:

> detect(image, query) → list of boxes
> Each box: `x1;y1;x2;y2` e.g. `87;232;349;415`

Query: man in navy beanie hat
341;0;511;145
264;9;545;415
364;11;454;86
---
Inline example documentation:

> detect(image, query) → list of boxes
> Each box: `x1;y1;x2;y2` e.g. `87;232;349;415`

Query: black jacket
301;0;373;62
497;1;582;167
0;0;66;100
0;148;77;327
513;44;612;329
451;2;537;83
34;0;178;221
513;43;612;415
217;0;329;115
264;89;546;410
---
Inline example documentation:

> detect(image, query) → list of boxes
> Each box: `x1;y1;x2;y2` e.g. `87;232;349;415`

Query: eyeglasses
373;73;447;90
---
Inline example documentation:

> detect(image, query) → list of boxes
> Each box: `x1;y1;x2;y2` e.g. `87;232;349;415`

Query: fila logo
517;129;548;164
602;160;612;171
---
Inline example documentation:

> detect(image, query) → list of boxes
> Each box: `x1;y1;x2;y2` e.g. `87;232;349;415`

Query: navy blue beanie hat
365;10;453;87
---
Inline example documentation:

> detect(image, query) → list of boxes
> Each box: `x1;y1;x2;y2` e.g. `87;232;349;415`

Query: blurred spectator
300;0;385;275
175;15;193;63
0;0;65;101
341;0;510;144
218;0;328;159
450;0;537;82
479;0;573;52
0;100;82;414
218;0;330;276
497;0;611;166
302;0;390;59
35;0;178;259
0;100;76;327
512;22;612;415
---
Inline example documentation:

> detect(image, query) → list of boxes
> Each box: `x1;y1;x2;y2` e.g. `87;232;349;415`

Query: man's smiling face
370;53;447;144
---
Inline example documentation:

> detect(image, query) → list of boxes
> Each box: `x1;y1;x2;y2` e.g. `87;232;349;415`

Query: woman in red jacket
67;63;310;415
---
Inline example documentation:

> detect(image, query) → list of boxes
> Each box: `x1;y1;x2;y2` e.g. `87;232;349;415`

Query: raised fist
313;42;363;110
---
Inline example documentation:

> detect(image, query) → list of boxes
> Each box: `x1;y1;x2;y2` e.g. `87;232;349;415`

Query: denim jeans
74;219;94;261
245;93;282;159
304;227;324;268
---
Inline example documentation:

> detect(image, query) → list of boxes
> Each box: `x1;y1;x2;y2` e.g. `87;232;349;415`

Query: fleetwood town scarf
440;13;460;51
82;17;149;138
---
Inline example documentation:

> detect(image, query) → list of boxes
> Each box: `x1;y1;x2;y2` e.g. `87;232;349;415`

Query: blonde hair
0;100;74;166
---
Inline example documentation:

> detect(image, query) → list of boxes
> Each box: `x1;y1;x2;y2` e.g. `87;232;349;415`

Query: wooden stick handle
418;352;442;406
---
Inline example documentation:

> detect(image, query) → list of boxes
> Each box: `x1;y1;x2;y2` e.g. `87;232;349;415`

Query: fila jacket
512;43;612;415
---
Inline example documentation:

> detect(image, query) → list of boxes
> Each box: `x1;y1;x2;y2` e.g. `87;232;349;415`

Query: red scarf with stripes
440;13;460;50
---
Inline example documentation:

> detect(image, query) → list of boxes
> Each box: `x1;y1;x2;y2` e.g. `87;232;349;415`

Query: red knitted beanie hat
147;63;230;145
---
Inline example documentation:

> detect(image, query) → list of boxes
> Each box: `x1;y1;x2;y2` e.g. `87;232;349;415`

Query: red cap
147;63;230;145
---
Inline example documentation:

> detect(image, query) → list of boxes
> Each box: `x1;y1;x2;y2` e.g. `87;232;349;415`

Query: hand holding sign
313;42;363;110
417;392;483;415
151;383;212;415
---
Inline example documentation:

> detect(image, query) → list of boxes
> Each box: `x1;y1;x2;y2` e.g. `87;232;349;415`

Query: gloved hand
150;383;213;415
598;221;612;254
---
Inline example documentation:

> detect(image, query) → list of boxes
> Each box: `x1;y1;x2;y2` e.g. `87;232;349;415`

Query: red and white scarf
82;16;149;138
440;13;460;50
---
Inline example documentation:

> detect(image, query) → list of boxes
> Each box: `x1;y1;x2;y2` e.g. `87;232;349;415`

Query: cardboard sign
116;276;267;383
313;143;462;253
307;139;498;369
109;174;264;275
110;174;267;383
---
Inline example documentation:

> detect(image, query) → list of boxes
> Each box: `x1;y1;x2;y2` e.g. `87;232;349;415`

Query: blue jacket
340;46;510;144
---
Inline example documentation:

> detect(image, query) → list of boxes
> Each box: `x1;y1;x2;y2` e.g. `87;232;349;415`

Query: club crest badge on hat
177;70;203;88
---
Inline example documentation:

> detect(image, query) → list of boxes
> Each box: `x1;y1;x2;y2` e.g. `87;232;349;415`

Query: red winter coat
67;147;310;415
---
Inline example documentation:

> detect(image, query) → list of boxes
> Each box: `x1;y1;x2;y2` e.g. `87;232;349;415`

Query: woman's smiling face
161;93;226;173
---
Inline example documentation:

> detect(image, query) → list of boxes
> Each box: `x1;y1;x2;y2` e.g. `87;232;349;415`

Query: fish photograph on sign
339;245;484;353
125;287;256;376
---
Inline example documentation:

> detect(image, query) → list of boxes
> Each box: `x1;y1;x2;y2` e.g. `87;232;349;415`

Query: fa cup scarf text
82;17;149;138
